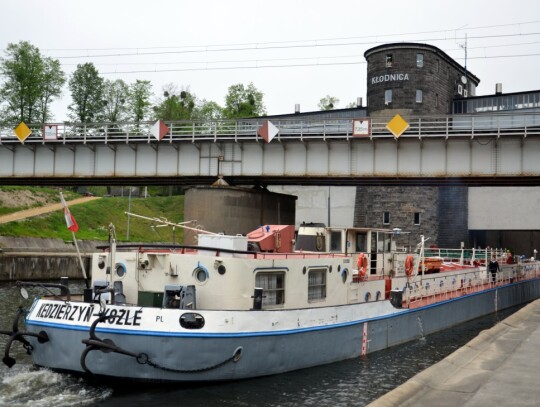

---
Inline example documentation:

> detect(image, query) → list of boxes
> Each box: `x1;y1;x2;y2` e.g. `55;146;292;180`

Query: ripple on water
0;365;112;407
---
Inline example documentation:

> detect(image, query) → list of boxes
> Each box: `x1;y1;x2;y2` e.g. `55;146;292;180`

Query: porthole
193;265;209;283
329;265;332;273
179;313;205;329
365;292;372;302
376;290;382;301
218;264;226;275
341;268;348;283
98;259;106;269
302;266;307;275
115;263;127;278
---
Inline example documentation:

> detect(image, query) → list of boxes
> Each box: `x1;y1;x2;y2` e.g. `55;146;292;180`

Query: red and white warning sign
150;120;170;141
257;120;279;143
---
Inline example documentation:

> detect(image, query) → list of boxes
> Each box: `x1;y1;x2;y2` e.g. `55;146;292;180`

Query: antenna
457;33;468;91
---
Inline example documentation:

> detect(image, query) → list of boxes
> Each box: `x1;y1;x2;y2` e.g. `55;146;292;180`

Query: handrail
1;111;540;145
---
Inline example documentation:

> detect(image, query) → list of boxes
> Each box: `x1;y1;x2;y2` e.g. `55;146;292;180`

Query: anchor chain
81;313;243;375
1;307;49;368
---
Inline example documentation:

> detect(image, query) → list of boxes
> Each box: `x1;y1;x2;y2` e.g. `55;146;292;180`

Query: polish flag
60;193;79;232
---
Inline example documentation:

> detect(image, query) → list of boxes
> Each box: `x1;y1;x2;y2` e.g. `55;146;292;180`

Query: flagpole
72;230;89;288
60;192;89;288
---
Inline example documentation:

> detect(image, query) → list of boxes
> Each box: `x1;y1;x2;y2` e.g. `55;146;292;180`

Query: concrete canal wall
0;237;101;281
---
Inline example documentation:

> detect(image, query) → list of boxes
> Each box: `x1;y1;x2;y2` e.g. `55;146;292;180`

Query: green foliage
101;79;130;122
128;80;153;122
68;63;105;122
0;41;65;123
318;95;340;110
0;194;185;243
153;84;196;120
223;82;266;119
193;100;223;121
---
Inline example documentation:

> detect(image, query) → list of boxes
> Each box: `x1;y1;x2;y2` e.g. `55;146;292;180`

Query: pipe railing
2;111;540;145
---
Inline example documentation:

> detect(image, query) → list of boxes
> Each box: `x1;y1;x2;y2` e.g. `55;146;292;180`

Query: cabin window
414;212;421;225
385;54;393;67
385;89;393;105
308;268;327;302
256;272;285;306
356;232;367;252
383;211;390;225
329;231;342;252
416;53;424;68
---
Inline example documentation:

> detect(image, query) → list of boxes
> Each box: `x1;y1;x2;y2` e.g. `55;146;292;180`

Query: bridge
1;112;540;186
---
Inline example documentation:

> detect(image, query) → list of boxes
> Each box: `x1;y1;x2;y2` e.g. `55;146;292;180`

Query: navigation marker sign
258;120;279;143
43;124;58;141
150;120;170;141
386;114;409;138
14;122;32;142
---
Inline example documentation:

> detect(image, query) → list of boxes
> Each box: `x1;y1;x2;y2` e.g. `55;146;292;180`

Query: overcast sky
1;0;540;121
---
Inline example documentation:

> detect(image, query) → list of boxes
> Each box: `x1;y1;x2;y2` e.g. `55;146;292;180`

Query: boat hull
23;278;540;383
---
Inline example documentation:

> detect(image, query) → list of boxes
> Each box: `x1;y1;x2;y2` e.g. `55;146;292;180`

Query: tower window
385;89;393;105
383;211;390;225
385;54;393;67
416;53;424;68
416;90;423;103
414;212;420;225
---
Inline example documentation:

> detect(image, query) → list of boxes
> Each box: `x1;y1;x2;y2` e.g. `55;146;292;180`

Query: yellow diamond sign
386;114;409;138
14;122;32;142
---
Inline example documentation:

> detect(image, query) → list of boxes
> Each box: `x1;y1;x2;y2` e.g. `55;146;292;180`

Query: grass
0;193;185;243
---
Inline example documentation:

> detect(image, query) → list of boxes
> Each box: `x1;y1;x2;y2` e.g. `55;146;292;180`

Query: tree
193;100;223;121
68;63;105;122
318;95;339;110
128;80;153;122
101;79;129;122
37;58;66;123
0;41;65;123
223;82;266;119
153;84;196;120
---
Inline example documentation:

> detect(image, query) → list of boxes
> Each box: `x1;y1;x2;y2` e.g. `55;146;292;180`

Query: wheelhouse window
414;212;421;225
256;271;285;306
385;89;393;105
416;53;424;68
416;89;423;103
356;232;367;252
385;54;393;67
383;211;390;225
329;231;342;252
308;268;327;302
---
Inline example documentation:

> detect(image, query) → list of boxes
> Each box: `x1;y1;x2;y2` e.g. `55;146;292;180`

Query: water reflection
0;281;520;407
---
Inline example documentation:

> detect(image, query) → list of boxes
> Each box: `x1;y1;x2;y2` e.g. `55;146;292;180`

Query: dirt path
0;196;101;224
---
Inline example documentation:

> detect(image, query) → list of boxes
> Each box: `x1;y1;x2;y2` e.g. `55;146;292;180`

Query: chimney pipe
294;104;300;114
356;97;363;107
495;83;503;95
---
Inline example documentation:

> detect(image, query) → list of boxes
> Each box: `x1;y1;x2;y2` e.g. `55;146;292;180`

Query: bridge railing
2;111;540;144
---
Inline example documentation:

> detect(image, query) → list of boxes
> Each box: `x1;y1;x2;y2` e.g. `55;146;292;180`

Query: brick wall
354;186;469;249
365;44;478;116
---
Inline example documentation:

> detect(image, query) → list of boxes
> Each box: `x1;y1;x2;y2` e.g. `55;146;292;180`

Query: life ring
405;255;414;276
357;253;368;277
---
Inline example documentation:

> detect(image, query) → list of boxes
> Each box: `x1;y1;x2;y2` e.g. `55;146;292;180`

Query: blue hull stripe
25;280;537;339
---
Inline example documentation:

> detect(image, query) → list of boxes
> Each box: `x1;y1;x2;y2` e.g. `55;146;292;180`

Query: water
0;281;523;407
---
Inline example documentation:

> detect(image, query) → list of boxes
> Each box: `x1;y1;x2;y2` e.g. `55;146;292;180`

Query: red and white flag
60;193;79;233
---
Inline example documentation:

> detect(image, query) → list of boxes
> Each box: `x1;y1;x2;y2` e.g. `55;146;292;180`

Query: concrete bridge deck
368;298;540;407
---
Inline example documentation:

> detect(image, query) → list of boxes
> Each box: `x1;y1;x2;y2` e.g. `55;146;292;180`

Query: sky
1;0;540;121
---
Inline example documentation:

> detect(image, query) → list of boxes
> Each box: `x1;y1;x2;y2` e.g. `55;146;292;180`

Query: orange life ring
357;253;368;277
405;255;414;276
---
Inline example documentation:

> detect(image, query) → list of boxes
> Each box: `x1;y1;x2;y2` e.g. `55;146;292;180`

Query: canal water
0;281;523;407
